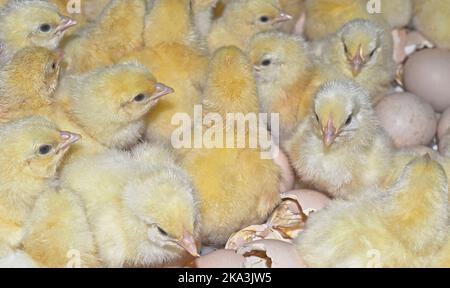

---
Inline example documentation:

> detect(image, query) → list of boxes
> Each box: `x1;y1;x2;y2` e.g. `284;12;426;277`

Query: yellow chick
0;0;77;60
181;47;281;246
285;80;393;199
303;0;385;41
63;0;146;74
0;116;80;258
314;19;395;102
380;0;413;29
207;0;293;52
296;155;449;268
126;0;208;143
61;143;200;267
52;62;174;160
413;0;450;50
0;46;62;122
247;31;323;142
429;236;450;268
21;188;99;268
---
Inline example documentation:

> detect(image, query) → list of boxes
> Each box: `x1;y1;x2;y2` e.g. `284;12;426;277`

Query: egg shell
438;108;450;140
376;92;437;148
404;49;450;112
283;189;331;214
439;133;450;156
191;249;245;268
238;239;307;268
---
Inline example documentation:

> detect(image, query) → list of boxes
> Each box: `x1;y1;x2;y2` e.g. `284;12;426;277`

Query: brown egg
404;49;450;112
237;240;307;268
439;133;450;156
190;249;245;268
438;108;450;140
283;189;331;215
376;92;437;148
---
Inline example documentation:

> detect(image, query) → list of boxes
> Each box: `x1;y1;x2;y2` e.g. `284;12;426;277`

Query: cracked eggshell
404;49;450;112
283;190;331;215
191;249;245;268
376;92;437;148
238;239;307;268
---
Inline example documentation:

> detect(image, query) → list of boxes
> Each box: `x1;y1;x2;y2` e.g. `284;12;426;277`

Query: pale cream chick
296;155;449;268
285;80;393;199
61;143;200;267
314;19;395;102
0;0;76;61
181;47;281;246
413;0;450;50
0;116;80;259
51;62;174;161
207;0;293;52
247;31;323;142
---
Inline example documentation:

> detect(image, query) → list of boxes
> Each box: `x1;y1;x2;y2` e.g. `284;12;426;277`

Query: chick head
333;19;390;78
247;31;309;84
6;46;63;101
72;63;174;130
0;0;77;53
313;80;376;149
124;167;200;259
224;0;293;32
204;46;258;114
0;116;80;179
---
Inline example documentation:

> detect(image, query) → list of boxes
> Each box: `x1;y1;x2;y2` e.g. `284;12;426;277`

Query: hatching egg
283;189;331;215
438;108;450;140
404;49;450;112
376;92;437;148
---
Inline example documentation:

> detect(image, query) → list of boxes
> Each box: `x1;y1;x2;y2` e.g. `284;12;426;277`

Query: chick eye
39;23;52;33
157;227;168;237
259;16;270;23
133;93;146;102
261;59;271;66
343;43;349;55
345;115;352;126
38;144;52;155
369;49;377;58
315;113;320;123
51;62;57;70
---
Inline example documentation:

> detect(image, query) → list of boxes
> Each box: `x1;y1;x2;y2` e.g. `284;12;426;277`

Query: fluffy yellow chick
52;62;174;160
380;0;413;29
21;188;99;268
207;0;293;52
285;80;393;199
0;46;62;122
413;0;450;50
0;116;80;258
126;0;208;143
247;31;323;142
315;19;395;102
181;47;281;246
429;236;450;268
303;0;386;41
61;143;200;267
0;0;76;60
296;155;449;268
63;0;146;74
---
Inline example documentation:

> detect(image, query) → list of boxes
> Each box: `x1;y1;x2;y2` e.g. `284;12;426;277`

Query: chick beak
350;45;364;77
57;131;81;151
149;83;174;102
55;16;77;34
322;119;337;147
273;11;293;25
176;230;199;258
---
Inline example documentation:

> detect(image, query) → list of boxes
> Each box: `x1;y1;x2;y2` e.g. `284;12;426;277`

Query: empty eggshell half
237;239;307;268
190;249;245;268
376;92;437;148
283;190;331;215
404;49;450;112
